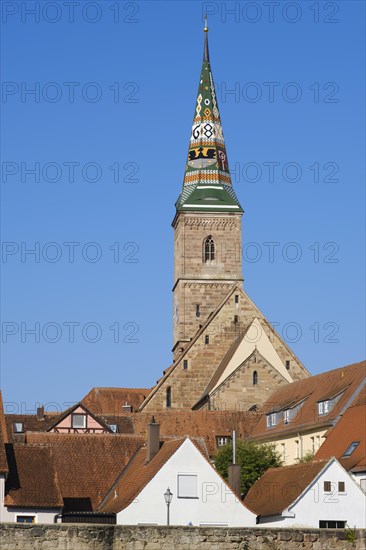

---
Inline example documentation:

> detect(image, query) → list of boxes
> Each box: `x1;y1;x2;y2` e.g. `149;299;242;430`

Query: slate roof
0;391;9;474
244;459;331;517
25;432;144;510
5;445;63;508
314;400;366;473
82;387;151;415
251;360;365;440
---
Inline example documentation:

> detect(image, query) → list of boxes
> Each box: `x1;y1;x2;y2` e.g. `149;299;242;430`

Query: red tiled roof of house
314;403;366;472
99;436;249;515
244;459;331;517
5;413;61;442
129;410;258;457
25;432;144;510
99;438;185;513
0;391;9;474
251;361;365;440
5;445;63;508
82;387;151;415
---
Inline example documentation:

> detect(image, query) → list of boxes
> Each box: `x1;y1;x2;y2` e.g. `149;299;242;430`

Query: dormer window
266;413;277;428
204;236;215;262
318;389;346;417
283;409;290;424
109;424;118;433
318;400;330;416
14;422;24;433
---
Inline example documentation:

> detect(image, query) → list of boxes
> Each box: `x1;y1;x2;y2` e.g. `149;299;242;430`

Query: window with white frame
311;437;315;453
216;436;231;447
283;409;290;424
295;440;300;459
177;474;198;498
266;412;277;428
318;400;330;415
13;422;24;433
71;413;86;429
281;442;286;461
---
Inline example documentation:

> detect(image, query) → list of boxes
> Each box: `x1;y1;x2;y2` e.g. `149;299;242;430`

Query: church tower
173;21;243;358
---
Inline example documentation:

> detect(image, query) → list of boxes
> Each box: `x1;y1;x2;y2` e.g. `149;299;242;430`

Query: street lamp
164;487;173;526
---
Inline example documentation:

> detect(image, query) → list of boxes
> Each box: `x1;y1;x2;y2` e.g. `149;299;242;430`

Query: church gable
205;350;290;412
140;286;309;413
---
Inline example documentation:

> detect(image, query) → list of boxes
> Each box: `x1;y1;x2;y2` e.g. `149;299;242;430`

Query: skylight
343;441;360;457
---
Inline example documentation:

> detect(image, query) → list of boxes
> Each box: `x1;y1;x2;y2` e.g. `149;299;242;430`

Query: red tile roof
251;361;365;440
99;436;249;515
25;432;144;510
244;459;331;517
0;391;9;474
82;387;151;415
314;402;366;472
5;445;63;508
130;410;258;457
5;413;61;442
99;438;186;513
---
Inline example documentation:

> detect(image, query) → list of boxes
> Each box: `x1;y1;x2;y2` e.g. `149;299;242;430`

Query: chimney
36;406;45;420
122;402;132;413
228;464;241;497
147;416;160;462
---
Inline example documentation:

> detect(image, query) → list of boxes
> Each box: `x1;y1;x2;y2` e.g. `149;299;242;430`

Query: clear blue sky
1;1;365;412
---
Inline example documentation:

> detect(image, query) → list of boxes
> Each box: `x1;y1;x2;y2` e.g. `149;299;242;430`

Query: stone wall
1;523;365;550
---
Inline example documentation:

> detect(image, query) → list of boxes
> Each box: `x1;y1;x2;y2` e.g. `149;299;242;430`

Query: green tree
297;451;314;463
214;440;282;497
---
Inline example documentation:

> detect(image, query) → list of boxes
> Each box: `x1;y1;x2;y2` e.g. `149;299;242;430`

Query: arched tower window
204;236;215;262
166;387;172;408
253;371;258;385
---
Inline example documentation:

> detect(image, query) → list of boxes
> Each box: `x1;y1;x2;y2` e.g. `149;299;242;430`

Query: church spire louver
176;20;243;213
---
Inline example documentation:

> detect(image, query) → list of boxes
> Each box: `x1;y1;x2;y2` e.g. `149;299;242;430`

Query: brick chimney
147;416;160;462
36;406;45;420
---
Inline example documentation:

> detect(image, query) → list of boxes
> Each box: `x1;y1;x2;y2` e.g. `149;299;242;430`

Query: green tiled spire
176;20;243;213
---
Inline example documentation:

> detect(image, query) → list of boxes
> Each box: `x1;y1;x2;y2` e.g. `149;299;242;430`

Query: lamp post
164;487;173;526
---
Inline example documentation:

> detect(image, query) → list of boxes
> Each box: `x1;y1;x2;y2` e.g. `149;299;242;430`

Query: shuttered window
177;475;198;498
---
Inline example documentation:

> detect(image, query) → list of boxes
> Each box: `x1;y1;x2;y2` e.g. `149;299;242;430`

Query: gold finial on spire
204;14;208;32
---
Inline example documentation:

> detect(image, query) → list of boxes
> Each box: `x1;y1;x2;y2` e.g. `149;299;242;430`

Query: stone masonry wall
1;524;365;550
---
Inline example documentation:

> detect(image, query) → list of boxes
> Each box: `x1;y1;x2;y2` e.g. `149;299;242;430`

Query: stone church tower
139;23;310;413
173;22;243;359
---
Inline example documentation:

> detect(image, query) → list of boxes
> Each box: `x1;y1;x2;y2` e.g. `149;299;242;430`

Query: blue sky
1;1;365;412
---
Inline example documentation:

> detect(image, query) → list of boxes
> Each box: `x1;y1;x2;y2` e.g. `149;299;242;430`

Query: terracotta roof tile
251;361;365;440
129;410;257;457
314;403;366;472
244;459;331;517
5;445;63;508
99;438;185;513
5;413;61;442
25;432;144;510
82;387;151;415
0;391;9;474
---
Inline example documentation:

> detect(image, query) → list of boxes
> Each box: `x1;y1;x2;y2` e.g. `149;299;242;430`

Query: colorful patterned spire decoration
176;20;243;213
